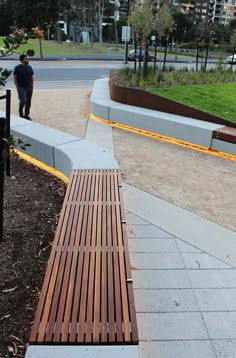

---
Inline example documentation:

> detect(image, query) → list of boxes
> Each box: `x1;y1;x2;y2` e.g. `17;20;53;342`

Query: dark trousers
17;87;33;118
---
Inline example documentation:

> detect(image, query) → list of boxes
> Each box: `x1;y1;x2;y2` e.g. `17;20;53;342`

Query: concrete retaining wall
90;78;236;154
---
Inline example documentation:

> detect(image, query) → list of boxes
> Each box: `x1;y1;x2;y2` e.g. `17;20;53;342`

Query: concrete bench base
0;112;119;178
25;345;140;358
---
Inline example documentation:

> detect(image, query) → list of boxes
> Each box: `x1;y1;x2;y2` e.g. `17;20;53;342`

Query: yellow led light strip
14;149;70;184
90;113;236;162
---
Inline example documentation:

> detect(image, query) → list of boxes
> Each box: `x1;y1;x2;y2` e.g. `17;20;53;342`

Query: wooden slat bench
29;169;138;345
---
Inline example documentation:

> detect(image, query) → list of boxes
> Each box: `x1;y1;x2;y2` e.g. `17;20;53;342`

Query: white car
226;55;236;64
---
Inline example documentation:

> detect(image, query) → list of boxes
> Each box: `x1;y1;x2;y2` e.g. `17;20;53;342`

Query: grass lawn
149;82;236;123
0;38;124;56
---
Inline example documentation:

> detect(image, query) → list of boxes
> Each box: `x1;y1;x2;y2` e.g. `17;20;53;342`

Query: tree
172;11;193;45
195;18;215;71
69;0;95;43
12;0;69;32
32;27;44;60
214;23;229;45
97;0;106;44
153;0;174;71
0;0;14;35
69;0;113;44
129;0;154;76
229;18;236;32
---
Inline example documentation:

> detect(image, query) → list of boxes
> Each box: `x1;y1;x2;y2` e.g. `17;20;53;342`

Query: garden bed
0;157;65;357
110;69;236;127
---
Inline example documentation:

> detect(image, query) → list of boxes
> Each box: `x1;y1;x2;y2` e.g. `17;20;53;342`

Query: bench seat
29;169;138;345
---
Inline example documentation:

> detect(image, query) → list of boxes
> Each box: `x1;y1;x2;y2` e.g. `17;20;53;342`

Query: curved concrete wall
91;78;223;149
2;112;119;178
109;75;236;128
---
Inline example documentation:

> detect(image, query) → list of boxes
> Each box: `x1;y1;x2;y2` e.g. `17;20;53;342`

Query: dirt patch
0;157;65;357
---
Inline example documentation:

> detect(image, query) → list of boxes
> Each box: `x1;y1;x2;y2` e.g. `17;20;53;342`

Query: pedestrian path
86;116;236;358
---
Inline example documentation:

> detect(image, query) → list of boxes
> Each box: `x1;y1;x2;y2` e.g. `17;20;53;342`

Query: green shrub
216;57;225;73
192;72;201;84
138;79;146;89
167;72;175;87
130;72;140;87
155;71;164;87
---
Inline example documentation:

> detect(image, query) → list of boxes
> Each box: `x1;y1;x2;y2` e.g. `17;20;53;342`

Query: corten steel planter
109;74;236;129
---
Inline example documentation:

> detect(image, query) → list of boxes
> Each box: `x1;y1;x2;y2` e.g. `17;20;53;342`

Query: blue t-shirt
13;64;34;88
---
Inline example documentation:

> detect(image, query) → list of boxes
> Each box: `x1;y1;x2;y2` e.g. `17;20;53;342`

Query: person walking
13;54;34;120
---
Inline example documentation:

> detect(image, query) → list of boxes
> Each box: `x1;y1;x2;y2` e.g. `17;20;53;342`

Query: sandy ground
0;88;91;138
2;87;236;232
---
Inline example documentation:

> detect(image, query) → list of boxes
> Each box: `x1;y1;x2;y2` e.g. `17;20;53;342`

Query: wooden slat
107;172;115;343
85;171;100;342
29;170;80;342
114;172;131;342
52;172;88;342
118;174;139;344
29;169;139;345
70;171;92;342
100;173;108;343
93;172;103;342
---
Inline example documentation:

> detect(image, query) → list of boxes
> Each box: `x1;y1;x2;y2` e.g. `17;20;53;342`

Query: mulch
0;156;65;357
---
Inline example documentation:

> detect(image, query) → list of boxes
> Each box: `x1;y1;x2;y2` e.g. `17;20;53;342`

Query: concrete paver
137;312;209;340
134;289;199;312
202;312;236;339
194;288;236;311
181;252;232;269
130;252;185;269
140;341;216;358
213;340;236;358
128;238;179;253
176;239;202;253
188;269;236;289
132;270;192;289
127;224;173;238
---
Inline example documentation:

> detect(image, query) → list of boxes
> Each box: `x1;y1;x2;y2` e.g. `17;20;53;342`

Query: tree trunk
39;38;43;60
231;46;235;71
204;41;209;71
98;0;104;44
154;37;158;70
196;42;199;72
143;40;149;78
162;37;168;71
139;42;142;72
134;36;137;73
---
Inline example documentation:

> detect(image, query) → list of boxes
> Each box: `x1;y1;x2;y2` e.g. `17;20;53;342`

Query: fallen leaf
8;342;18;356
0;314;10;321
2;286;17;293
9;335;23;343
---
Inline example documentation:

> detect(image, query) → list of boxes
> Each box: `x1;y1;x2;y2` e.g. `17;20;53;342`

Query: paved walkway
4;84;236;358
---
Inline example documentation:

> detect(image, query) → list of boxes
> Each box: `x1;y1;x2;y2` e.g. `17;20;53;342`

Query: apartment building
213;0;236;25
180;0;235;24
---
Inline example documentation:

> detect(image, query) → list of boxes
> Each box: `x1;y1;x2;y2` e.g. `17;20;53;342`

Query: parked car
225;55;236;64
128;49;158;62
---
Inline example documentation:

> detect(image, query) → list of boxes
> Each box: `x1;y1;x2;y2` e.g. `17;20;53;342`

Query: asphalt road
1;60;126;89
1;58;232;90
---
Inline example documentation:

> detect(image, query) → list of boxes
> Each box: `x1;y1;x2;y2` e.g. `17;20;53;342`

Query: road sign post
122;26;131;64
